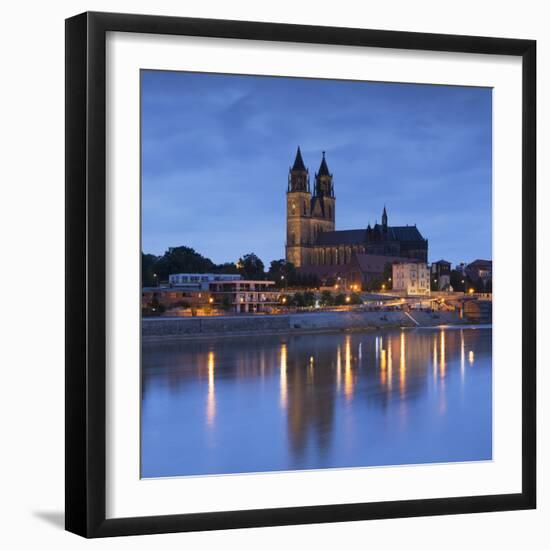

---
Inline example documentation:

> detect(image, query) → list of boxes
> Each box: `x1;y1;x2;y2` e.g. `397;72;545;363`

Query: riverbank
142;309;471;341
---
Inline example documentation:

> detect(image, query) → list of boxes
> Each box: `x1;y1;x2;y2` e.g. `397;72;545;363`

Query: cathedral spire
318;150;330;176
291;146;307;172
314;150;334;197
288;146;309;193
382;205;388;231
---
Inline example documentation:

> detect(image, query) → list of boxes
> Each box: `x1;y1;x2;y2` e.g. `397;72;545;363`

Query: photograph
140;70;493;479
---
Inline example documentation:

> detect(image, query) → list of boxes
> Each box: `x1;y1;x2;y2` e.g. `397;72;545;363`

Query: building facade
141;287;212;311
208;280;278;313
168;272;241;290
285;147;428;269
465;259;492;282
291;253;409;290
392;262;431;296
144;274;278;314
431;259;452;290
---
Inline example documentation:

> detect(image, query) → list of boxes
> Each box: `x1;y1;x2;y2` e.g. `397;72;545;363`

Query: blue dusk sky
141;70;492;267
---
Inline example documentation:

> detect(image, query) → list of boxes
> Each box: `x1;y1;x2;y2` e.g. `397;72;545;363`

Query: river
141;326;492;478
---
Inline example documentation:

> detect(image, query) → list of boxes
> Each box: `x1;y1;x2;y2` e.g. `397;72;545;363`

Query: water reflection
280;343;287;409
206;350;215;427
344;335;353;401
141;327;492;478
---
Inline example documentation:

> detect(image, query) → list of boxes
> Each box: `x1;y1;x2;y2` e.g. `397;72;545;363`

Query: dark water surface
141;327;492;478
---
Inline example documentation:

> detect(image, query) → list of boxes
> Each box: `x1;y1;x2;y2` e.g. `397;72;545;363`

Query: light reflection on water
141;327;492;478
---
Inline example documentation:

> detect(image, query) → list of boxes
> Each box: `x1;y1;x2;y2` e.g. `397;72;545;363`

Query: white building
166;273;278;313
168;273;241;291
392;262;431;296
208;279;279;313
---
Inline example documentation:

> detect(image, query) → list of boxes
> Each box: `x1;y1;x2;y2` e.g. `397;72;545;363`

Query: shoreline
142;310;488;343
142;323;492;343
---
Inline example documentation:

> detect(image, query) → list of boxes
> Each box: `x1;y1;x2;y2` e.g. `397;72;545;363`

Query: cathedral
285;147;428;269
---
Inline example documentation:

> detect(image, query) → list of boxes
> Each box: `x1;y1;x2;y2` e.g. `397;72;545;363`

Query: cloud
142;71;492;266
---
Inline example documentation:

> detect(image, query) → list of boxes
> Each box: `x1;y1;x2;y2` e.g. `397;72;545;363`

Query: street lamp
281;274;288;292
153;273;158;287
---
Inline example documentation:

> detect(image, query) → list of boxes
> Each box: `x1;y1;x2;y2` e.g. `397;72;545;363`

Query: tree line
142;246;319;288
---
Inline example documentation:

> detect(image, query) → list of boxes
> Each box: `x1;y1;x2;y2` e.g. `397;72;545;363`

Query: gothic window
303;202;307;216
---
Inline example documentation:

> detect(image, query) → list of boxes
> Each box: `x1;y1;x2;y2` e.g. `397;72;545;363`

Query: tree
291;292;305;307
237;253;265;280
145;294;166;316
302;291;315;307
153;246;216;282
350;292;362;305
221;295;232;311
213;262;239;275
334;293;346;306
363;277;382;292
320;290;334;306
142;253;159;287
268;259;296;286
382;262;393;290
450;270;478;293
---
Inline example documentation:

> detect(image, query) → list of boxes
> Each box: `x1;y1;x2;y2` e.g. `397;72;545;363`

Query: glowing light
460;330;465;383
440;329;446;378
336;346;342;391
433;335;438;381
380;348;387;386
206;351;216;427
280;343;288;408
469;350;475;365
344;335;353;400
385;338;392;391
399;331;406;395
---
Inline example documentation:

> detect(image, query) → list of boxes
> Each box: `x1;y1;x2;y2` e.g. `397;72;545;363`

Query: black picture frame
65;11;536;538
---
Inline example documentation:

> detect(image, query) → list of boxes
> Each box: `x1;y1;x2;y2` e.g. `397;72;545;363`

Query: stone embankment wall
142;310;466;340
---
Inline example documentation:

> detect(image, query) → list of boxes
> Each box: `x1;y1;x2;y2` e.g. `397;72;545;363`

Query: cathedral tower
311;151;336;238
286;147;312;267
382;205;388;232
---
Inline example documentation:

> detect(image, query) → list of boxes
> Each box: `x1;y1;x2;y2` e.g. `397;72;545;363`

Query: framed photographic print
65;11;536;537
